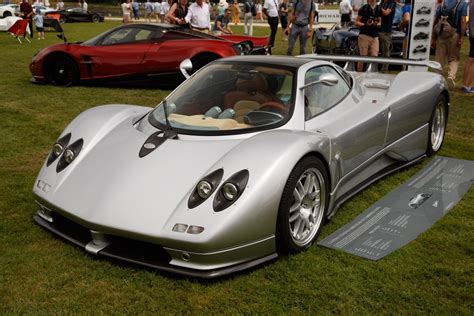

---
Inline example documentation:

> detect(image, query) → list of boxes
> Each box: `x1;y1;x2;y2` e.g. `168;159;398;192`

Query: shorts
358;34;379;57
470;36;474;58
36;27;44;32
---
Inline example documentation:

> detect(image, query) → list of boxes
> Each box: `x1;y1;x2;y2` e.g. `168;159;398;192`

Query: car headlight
188;169;224;209
213;169;249;212
222;183;238;201
197;180;213;199
47;133;71;167
56;138;84;172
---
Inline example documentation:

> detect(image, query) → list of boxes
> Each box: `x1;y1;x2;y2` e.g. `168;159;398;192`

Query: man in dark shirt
20;0;34;39
355;0;381;71
379;0;396;71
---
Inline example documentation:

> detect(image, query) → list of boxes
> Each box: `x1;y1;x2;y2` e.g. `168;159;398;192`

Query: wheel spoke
303;173;312;193
289;202;300;214
293;188;302;203
289;212;300;223
293;218;302;238
296;180;305;198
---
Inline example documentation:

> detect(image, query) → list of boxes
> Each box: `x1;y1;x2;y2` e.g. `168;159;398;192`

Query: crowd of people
337;0;473;92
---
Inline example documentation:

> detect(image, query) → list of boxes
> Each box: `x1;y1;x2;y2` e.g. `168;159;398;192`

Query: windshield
149;62;295;135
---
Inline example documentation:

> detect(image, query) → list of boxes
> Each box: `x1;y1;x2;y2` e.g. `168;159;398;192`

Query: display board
407;0;437;70
319;156;474;260
317;10;341;23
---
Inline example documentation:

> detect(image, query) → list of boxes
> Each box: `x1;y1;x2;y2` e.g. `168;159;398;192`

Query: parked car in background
32;4;56;15
312;23;404;58
30;23;270;86
0;4;20;18
45;7;104;23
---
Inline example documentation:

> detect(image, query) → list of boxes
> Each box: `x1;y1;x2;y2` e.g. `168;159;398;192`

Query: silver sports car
33;55;449;278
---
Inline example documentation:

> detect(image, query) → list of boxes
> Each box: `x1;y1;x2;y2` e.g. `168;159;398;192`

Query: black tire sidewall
276;156;329;254
44;54;78;86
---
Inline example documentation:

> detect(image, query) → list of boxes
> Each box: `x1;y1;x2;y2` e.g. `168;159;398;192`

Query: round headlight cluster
52;143;64;158
63;149;76;164
222;183;238;201
197;180;212;199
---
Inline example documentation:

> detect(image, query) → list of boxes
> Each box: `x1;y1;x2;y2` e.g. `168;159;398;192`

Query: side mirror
179;59;193;79
301;73;339;89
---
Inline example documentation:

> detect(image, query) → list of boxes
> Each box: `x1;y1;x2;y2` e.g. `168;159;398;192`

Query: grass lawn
0;21;473;314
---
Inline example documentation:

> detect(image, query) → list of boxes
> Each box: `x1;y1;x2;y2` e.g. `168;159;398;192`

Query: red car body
30;23;270;86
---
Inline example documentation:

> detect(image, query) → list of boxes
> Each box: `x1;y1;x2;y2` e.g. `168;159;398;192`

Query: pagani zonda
33;55;449;278
30;23;270;86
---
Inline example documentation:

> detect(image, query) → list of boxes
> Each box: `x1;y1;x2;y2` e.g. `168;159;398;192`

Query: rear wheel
427;95;448;156
276;156;329;254
91;15;100;23
44;54;79;86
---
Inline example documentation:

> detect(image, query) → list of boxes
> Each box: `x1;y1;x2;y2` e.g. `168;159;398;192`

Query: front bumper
33;204;277;278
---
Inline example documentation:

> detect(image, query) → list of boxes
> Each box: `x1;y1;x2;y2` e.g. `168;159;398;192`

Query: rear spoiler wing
297;54;442;74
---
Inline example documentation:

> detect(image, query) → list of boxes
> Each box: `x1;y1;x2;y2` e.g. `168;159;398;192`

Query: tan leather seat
223;74;273;109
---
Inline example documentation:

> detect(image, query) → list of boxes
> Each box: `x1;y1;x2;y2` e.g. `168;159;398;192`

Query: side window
304;66;350;120
100;28;154;45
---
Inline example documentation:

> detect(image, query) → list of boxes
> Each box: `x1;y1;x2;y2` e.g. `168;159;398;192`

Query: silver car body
33;55;449;278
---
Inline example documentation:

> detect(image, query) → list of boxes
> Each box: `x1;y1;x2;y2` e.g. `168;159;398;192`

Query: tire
91;15;100;23
3;11;12;18
345;38;358;55
190;54;219;74
276;156;329;254
426;95;448;156
44;54;79;87
311;34;319;54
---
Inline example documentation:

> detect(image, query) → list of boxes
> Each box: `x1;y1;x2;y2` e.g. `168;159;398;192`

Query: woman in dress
231;1;240;25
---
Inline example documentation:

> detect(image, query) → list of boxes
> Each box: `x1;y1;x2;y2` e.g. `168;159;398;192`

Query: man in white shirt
82;0;88;11
263;0;279;47
339;0;352;26
185;0;211;32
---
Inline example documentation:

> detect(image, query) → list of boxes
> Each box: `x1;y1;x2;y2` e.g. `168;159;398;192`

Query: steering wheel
258;101;288;114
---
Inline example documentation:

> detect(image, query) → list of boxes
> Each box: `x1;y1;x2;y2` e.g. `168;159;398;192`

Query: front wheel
426;95;448;156
190;54;219;75
345;38;358;55
276;156;329;254
3;11;12;18
44;54;79;86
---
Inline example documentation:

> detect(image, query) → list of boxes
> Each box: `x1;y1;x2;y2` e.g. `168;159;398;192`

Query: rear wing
298;54;442;74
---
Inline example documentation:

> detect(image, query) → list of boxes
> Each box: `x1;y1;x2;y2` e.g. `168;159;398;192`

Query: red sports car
30;23;270;86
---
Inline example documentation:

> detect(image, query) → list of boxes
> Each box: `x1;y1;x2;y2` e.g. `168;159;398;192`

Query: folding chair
8;19;31;44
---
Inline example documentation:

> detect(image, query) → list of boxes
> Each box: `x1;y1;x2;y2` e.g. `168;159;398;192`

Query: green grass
0;21;473;314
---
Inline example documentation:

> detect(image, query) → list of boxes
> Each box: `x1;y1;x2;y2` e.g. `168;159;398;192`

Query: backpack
434;0;461;39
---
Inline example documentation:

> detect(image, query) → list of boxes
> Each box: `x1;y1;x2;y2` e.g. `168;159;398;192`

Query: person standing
263;0;279;47
34;7;44;39
285;0;315;55
434;0;468;90
185;0;211;32
231;1;240;25
213;7;233;34
378;0;396;71
461;0;474;93
161;0;172;22
20;0;34;39
399;0;411;60
255;0;263;21
144;0;154;22
243;0;254;35
339;0;352;27
217;0;228;16
132;0;139;20
153;0;162;22
82;0;88;11
279;0;288;40
121;0;131;24
355;0;381;72
167;0;189;27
